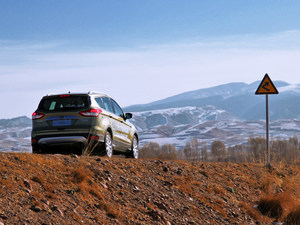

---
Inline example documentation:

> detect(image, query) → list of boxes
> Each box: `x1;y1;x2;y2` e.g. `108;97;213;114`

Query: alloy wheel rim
106;134;112;157
132;138;138;159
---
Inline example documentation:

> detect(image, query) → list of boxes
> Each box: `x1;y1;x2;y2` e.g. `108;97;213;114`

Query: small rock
154;201;168;212
147;209;164;221
95;158;101;162
100;182;108;189
41;199;49;205
164;181;173;187
51;206;64;216
184;206;190;210
71;154;78;158
104;170;111;175
163;166;169;172
200;171;208;177
133;185;140;192
0;213;8;220
120;176;128;181
23;179;31;190
30;205;42;212
66;189;75;195
176;168;183;175
155;160;163;165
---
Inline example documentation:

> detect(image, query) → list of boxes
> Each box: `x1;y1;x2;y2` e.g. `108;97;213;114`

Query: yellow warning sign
255;74;279;95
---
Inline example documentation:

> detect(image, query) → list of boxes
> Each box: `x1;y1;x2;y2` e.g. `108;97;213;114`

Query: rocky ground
0;153;299;224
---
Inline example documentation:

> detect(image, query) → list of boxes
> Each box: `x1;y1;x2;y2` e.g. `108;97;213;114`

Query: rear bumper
38;136;87;146
32;135;105;155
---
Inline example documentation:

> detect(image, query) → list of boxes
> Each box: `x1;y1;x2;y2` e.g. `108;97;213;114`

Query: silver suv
31;91;139;158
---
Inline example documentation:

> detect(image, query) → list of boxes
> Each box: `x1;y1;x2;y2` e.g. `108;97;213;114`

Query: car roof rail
46;93;58;96
88;91;109;96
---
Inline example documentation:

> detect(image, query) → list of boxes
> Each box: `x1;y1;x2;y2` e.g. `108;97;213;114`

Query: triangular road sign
255;74;279;95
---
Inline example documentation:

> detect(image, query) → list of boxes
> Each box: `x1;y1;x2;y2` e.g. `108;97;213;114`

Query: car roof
45;91;109;97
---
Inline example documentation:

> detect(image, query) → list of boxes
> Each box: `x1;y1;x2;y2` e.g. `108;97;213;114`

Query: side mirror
124;113;133;120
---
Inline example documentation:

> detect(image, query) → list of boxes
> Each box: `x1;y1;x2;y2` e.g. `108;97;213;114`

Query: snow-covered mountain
126;81;300;148
130;106;300;148
126;81;300;120
0;116;31;152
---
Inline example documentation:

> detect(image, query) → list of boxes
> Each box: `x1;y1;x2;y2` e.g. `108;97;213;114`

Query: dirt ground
0;152;299;224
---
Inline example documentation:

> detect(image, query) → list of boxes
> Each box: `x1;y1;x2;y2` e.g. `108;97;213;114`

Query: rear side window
39;95;89;111
95;97;105;109
102;97;114;113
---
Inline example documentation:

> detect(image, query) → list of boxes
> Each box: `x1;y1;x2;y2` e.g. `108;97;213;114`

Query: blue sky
1;1;300;118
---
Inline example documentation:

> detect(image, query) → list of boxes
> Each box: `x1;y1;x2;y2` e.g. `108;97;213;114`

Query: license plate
53;119;71;127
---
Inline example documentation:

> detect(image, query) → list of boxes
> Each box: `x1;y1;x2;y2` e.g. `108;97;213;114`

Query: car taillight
31;138;37;144
80;109;102;117
89;135;99;140
32;112;45;120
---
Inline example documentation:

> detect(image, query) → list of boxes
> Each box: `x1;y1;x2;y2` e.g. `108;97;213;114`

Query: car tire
102;131;113;158
125;136;138;159
32;146;42;154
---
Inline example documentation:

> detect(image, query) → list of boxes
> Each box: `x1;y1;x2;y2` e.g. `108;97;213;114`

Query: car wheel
103;132;113;158
32;146;42;154
126;136;138;159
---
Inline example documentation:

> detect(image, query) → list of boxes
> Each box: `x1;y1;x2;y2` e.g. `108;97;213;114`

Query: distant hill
125;81;300;120
125;81;300;147
0;116;31;127
0;116;31;152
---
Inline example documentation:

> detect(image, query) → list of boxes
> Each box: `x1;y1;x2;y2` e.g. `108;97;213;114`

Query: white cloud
1;31;300;118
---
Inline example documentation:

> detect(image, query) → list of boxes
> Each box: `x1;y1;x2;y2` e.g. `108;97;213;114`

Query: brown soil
0;152;299;225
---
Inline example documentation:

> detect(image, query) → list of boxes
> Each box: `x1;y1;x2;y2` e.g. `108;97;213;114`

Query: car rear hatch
32;94;95;136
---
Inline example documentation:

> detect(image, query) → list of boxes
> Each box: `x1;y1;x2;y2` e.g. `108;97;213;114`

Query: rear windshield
39;95;89;111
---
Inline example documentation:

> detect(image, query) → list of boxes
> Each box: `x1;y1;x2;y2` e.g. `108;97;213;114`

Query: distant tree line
139;136;300;164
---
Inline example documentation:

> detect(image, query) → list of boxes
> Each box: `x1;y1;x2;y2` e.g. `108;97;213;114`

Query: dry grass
240;202;264;221
1;152;300;224
71;167;88;184
258;193;296;219
284;206;300;225
212;186;225;195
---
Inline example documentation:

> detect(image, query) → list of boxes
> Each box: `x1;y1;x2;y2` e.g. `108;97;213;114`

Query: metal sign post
266;94;270;167
255;74;278;167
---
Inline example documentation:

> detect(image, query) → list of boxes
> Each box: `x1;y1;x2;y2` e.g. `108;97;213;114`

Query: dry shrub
173;175;193;194
95;201;121;219
239;202;262;221
258;193;295;219
71;167;88;184
212;186;225;195
211;204;227;218
105;203;121;219
93;214;104;223
261;175;282;195
89;186;104;201
284;206;300;225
